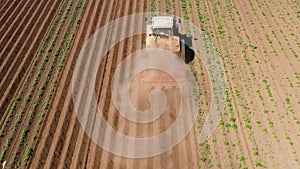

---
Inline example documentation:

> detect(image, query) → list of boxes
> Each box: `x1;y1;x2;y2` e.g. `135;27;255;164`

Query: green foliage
14;98;21;102
5;138;12;147
240;156;246;161
23;147;33;164
285;98;290;104
199;157;206;163
219;120;224;126
255;162;263;167
24;94;31;104
39;85;46;91
43;103;49;110
12;152;18;161
232;124;238;130
268;121;274;128
0;150;6;163
31;136;36;141
32;102;38;109
21;129;29;140
230;117;236;123
245;125;252;129
266;85;273;97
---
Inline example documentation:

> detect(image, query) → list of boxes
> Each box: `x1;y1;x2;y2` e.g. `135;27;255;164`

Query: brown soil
2;0;298;168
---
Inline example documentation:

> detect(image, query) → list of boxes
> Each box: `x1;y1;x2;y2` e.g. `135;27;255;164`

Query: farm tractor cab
142;16;195;63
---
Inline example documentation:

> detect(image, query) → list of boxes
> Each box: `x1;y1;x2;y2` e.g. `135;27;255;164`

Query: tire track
85;0;127;167
63;0;118;168
71;0;122;168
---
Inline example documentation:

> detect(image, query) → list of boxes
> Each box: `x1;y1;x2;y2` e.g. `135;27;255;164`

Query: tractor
142;16;186;62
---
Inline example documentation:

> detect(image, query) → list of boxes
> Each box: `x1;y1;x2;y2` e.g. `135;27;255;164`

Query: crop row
0;0;86;166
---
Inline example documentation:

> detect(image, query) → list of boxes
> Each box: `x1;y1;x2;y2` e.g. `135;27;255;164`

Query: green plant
268;121;274;128
0;150;6;163
240;156;246;161
199;157;206;163
285;98;291;104
245;125;252;129
43;103;49;110
31;136;36;141
232;124;238;130
23;147;33;164
5;138;12;147
21;129;29;140
12;152;18;161
24;94;31;104
14;98;21;102
255;162;263;167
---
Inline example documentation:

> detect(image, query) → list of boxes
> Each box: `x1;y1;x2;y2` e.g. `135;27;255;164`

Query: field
0;0;300;168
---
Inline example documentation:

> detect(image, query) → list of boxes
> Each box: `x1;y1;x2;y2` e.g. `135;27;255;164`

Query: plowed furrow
26;0;85;168
68;0;119;168
0;0;15;16
1;0;203;168
54;0;105;167
0;1;68;167
0;0;61;116
0;0;34;54
87;0;131;168
0;0;46;80
49;1;102;168
0;0;28;39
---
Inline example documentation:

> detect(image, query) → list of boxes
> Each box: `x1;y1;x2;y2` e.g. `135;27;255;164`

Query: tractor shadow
173;18;195;64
